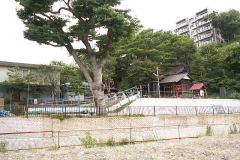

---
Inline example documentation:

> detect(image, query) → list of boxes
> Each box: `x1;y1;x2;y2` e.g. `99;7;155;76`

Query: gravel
1;134;240;160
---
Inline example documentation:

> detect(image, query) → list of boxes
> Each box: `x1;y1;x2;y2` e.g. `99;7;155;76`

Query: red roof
189;83;204;90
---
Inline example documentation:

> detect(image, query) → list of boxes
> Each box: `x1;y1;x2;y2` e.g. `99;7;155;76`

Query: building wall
0;66;10;82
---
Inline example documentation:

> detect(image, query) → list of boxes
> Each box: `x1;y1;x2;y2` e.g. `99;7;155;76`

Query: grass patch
106;137;117;146
229;124;238;134
48;146;59;151
80;132;97;148
0;141;8;153
205;125;214;136
51;115;72;121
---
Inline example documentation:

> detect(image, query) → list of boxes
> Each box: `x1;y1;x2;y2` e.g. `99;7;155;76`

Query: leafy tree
51;61;86;94
15;0;139;115
37;65;61;100
206;9;240;42
190;43;240;94
109;30;196;88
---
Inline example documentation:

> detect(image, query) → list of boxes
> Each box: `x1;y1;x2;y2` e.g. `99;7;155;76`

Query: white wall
0;66;10;82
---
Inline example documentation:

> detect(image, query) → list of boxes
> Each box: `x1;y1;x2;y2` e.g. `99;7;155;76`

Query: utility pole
153;67;161;98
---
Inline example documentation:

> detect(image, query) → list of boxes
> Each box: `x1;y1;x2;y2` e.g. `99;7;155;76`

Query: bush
80;132;97;148
229;124;238;134
106;137;116;146
51;114;72;120
227;93;240;99
0;141;8;153
205;125;213;136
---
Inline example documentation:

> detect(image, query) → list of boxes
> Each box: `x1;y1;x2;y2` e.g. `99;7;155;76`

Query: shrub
227;93;240;99
106;137;116;146
51;115;72;121
80;132;97;148
0;141;8;153
205;125;213;136
229;124;238;134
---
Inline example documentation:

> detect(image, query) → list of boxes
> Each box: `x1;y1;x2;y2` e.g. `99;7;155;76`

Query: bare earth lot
1;134;240;160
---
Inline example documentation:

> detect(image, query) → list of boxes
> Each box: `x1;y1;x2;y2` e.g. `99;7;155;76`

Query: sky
0;0;240;65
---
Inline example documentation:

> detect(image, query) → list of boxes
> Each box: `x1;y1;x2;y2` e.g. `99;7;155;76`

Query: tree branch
62;0;85;23
50;7;70;14
64;43;93;83
100;29;113;67
45;42;63;47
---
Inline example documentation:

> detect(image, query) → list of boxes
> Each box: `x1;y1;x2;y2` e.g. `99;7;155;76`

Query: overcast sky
0;0;240;65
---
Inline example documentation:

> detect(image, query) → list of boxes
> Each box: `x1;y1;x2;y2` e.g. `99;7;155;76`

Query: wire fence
2;104;240;118
0;122;238;151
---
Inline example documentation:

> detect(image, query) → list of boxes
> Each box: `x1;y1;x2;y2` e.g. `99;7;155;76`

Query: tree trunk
90;66;106;116
91;82;106;116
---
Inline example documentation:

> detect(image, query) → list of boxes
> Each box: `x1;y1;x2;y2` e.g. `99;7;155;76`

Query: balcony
176;22;189;29
198;25;212;34
199;32;213;40
178;28;189;34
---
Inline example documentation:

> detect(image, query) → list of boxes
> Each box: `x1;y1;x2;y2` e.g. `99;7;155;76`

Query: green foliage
205;125;213;136
51;115;72;121
206;9;240;42
51;61;85;94
106;137;116;146
191;43;240;94
130;114;145;117
80;132;97;148
0;141;8;153
229;124;239;134
227;93;240;99
108;30;196;88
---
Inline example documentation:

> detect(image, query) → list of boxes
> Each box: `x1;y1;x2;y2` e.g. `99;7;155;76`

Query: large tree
206;9;240;42
15;0;139;115
108;30;196;88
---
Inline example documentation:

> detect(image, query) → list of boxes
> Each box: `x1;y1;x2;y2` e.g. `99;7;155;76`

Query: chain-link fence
0;117;239;151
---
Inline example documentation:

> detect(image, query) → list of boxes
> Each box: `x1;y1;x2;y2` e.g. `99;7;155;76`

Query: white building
175;8;224;47
0;61;60;102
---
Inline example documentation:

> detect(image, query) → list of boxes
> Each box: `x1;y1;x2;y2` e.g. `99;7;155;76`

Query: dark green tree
109;30;196;88
15;0;139;115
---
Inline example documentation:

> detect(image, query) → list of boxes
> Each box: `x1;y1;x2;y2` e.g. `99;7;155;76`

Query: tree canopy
206;9;240;42
105;30;196;89
15;0;140;115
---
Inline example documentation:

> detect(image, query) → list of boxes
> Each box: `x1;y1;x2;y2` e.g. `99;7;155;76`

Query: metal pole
154;105;156;116
27;83;30;119
157;67;160;98
176;106;178;115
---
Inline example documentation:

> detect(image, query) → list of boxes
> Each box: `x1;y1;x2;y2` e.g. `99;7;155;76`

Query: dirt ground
1;134;240;160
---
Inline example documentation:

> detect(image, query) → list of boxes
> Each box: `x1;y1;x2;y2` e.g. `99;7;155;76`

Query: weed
205;125;213;136
130;114;145;117
229;124;238;134
48;146;58;151
0;141;8;153
106;137;116;146
80;132;97;148
51;115;72;121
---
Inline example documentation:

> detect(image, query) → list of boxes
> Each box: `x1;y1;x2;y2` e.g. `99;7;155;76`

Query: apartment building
175;8;223;47
0;61;61;101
